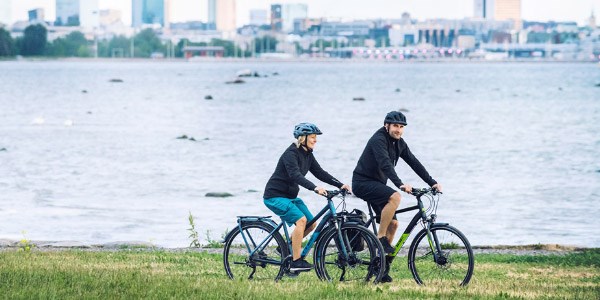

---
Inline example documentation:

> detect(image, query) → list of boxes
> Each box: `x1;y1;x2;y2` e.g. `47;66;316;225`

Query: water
0;60;599;247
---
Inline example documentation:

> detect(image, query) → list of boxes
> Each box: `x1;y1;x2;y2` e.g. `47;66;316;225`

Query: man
352;111;441;282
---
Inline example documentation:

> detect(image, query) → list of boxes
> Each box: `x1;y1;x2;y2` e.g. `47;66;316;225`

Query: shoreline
1;56;598;64
0;239;592;256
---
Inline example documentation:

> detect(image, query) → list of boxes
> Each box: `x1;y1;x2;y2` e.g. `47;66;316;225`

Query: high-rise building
473;0;521;30
282;4;307;32
473;0;493;19
271;3;308;32
55;0;99;28
208;0;216;25
132;0;168;27
28;8;45;22
56;0;80;26
250;9;268;26
80;0;99;29
271;4;282;31
99;9;122;27
0;0;12;26
216;0;236;32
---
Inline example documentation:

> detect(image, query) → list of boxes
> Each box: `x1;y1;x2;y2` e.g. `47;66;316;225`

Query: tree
253;36;278;53
48;31;90;57
133;28;165;57
0;27;16;56
20;24;47;56
98;35;131;58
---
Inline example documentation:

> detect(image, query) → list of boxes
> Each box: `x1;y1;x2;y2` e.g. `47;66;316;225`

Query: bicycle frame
364;193;445;259
236;193;349;267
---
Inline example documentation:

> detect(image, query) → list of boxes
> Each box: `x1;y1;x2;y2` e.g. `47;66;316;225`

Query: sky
7;0;600;26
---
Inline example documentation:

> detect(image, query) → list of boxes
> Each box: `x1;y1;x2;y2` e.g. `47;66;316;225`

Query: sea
1;60;598;247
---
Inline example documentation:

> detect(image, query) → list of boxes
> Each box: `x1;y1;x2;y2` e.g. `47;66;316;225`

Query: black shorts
352;180;398;223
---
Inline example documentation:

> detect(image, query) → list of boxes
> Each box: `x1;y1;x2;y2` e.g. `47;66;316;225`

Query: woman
263;122;351;272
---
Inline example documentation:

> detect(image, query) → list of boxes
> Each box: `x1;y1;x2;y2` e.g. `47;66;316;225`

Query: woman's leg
292;216;307;260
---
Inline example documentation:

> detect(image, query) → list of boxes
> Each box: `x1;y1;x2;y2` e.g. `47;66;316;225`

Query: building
208;0;216;25
271;3;308;32
79;0;99;30
216;0;236;32
132;0;170;28
99;10;122;27
271;4;282;31
56;0;80;26
0;0;12;27
321;21;373;37
182;46;225;58
28;8;45;23
250;9;268;26
474;0;521;30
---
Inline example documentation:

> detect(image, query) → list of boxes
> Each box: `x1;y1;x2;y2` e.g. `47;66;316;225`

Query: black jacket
263;143;343;199
352;127;437;188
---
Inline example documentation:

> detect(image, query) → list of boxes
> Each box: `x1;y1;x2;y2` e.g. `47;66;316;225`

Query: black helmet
293;123;323;139
384;111;407;125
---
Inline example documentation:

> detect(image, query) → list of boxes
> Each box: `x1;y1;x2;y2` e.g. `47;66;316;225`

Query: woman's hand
314;187;327;196
341;184;352;194
432;183;442;193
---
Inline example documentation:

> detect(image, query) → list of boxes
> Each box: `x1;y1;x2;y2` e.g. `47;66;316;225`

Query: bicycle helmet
384;111;407;125
293;123;323;139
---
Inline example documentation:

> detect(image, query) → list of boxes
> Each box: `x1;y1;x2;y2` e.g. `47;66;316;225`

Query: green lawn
0;249;598;299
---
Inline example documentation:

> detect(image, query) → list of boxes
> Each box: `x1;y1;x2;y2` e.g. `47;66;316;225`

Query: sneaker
379;237;395;254
380;274;393;283
290;259;313;272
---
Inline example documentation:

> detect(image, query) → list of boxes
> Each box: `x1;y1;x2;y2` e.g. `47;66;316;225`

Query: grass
0;249;598;299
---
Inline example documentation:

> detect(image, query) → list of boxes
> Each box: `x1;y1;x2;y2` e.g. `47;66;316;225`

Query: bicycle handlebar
409;187;442;197
315;189;350;199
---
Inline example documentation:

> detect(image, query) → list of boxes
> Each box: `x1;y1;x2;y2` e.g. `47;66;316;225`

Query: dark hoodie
352;127;437;188
263;143;343;199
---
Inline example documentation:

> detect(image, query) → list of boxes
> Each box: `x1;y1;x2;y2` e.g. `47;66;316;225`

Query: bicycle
223;189;386;283
362;187;474;286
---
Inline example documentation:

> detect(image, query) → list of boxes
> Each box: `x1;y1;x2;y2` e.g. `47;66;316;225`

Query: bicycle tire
223;220;289;281
314;223;385;283
407;225;474;286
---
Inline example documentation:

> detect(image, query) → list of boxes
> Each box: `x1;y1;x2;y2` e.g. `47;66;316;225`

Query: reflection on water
0;61;599;247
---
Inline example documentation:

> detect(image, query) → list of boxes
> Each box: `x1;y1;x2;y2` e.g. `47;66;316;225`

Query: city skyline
5;0;599;26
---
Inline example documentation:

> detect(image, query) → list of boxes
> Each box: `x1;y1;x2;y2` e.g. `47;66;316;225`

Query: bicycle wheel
315;223;385;283
408;225;474;286
223;221;289;281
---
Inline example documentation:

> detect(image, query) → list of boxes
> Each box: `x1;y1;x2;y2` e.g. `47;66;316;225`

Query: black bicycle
362;187;474;286
223;190;385;283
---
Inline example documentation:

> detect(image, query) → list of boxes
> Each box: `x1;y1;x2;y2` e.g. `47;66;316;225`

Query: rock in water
226;78;245;84
353;97;365;101
204;95;213;100
206;192;234;198
109;78;124;83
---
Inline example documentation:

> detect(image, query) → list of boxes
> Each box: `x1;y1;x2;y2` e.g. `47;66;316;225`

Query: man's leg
378;192;401;239
291;217;307;260
386;219;399;244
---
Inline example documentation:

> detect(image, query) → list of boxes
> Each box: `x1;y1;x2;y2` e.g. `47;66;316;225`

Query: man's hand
340;184;352;194
400;184;412;194
432;183;442;193
314;187;327;196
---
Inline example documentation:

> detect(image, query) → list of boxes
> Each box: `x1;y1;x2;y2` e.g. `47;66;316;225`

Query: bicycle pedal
286;271;300;278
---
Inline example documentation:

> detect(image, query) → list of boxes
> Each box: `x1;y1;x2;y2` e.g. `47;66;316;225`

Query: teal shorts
263;197;314;226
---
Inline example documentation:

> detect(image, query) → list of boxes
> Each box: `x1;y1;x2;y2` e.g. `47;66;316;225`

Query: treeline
0;24;280;58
